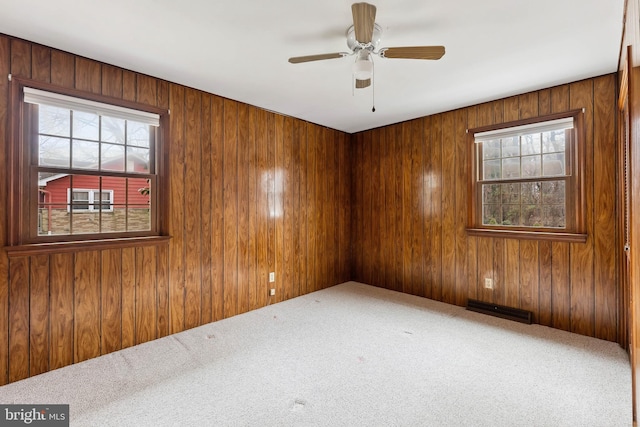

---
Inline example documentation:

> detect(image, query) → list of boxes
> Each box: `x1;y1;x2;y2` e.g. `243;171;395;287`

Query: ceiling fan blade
352;2;377;44
355;78;371;89
380;46;445;60
288;53;346;64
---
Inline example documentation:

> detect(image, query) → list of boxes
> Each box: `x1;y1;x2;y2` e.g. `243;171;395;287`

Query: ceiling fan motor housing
346;24;383;52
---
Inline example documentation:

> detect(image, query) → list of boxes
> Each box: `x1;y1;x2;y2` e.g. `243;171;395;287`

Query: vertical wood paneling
256;108;269;308
31;45;50;83
352;76;618;344
135;246;156;344
570;79;595;337
211;96;225;321
51;50;74;88
0;34;615;386
411;119;425;296
156;245;169;338
121;247;136;348
29;255;49;377
539;242;553;326
430;117;443;300
74;57;101;94
454;109;468;305
101;249;122;354
200;95;213;323
122;71;136;102
305;123;316;293
168;84;186;333
101;64;123;98
441;113;456;304
281;117;293;300
49;253;73;370
10;39;31;78
248;106;259;308
593;74;617;341
73;251;100;363
223;99;239;317
9;257;29;382
136;74;156;106
184;88;202;328
237;104;250;311
0;36;352;385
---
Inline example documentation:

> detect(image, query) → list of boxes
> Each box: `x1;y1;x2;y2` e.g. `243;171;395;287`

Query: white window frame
67;188;114;213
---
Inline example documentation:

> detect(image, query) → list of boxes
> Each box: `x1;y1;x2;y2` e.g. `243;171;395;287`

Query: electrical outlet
484;278;494;289
269;272;275;283
269;288;276;296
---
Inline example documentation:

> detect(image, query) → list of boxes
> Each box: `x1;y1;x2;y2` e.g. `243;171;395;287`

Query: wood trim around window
466;109;586;242
6;76;171;249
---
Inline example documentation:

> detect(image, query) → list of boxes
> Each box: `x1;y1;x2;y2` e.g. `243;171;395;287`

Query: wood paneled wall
351;75;619;342
0;35;351;385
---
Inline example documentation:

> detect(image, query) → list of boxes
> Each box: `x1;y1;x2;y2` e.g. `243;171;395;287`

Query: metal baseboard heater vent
466;299;532;324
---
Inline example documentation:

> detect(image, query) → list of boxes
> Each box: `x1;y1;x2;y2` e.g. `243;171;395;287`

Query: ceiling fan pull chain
371;61;376;112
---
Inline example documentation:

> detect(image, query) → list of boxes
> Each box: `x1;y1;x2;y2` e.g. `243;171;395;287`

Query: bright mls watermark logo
0;405;68;426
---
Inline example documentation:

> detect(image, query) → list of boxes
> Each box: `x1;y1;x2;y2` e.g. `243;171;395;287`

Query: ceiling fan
288;2;445;90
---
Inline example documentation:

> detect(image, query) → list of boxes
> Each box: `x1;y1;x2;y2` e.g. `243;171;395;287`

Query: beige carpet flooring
0;281;632;426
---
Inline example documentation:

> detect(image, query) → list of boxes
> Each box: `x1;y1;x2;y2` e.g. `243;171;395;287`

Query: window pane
483;204;501;225
542;181;565;205
521;155;541;178
542;205;566;228
39;105;70;137
71;210;99;234
102;117;125;144
501;137;519;157
127;147;150;172
99;205;124;233
502;157;520;179
127;206;151;231
38;204;68;236
129;178;151;204
520;133;541;155
542;130;566;153
72;140;99;169
72;111;99;141
521;182;541;204
522;205;542;227
483;159;501;180
483;140;501;159
127;121;150;147
501;183;520;204
501;205;520;226
542;153;565;176
482;184;500;204
39;135;70;167
101;143;125;172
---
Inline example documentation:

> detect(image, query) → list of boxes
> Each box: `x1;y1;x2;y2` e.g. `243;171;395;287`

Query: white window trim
24;87;160;126
67;188;114;213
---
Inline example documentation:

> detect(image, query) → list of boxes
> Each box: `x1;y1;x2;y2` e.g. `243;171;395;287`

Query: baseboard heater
466;299;532;324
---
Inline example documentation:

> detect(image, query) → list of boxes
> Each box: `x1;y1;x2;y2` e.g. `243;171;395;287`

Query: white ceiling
0;0;624;133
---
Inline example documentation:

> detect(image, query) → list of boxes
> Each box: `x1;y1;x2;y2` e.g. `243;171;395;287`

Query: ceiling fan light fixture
353;51;373;80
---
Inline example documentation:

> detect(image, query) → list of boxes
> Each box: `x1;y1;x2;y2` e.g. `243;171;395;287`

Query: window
66;189;114;213
8;77;169;249
467;110;586;242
